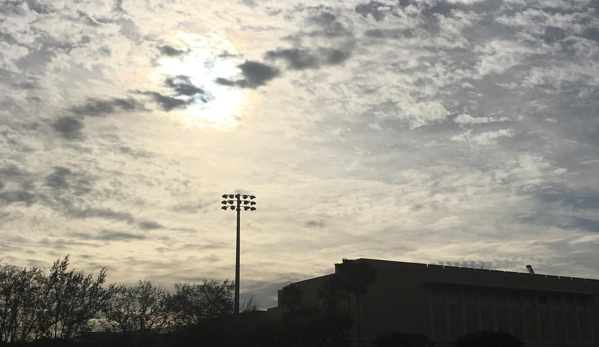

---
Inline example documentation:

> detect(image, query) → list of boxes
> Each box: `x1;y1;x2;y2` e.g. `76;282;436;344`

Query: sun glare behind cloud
152;33;245;128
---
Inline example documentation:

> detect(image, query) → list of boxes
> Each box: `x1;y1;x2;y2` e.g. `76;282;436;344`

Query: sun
151;32;246;128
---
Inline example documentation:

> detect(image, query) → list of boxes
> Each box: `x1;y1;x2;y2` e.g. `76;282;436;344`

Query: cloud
52;116;85;140
71;230;147;241
214;78;236;86
137;76;209;111
241;0;257;7
21;0;54;15
237;60;280;88
453;114;510;125
0;190;36;205
265;47;351;70
12;79;39;90
451;129;515;145
475;40;543;76
265;49;319;70
158;45;186;57
0;42;29;73
392;101;450;128
144;92;191;111
0;163;29;183
322;47;351;65
44;166;93;195
306;12;352;38
305;220;326;228
45;167;72;190
171;201;205;214
118;146;154;159
138;220;163;230
571;217;599;233
533;186;599;211
164;75;205;97
215;60;279;89
70;98;143;117
355;1;394;22
520;212;599;234
66;207;135;224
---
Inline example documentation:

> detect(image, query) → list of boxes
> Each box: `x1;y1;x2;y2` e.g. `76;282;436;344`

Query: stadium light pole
221;193;256;314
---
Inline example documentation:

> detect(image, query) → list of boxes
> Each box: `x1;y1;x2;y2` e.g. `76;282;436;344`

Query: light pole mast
221;193;256;314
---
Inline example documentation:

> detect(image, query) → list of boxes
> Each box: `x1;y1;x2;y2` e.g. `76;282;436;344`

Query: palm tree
336;259;377;347
280;284;303;316
317;275;346;317
318;275;353;346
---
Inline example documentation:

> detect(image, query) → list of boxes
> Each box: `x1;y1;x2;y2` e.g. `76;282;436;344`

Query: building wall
427;283;597;345
268;259;599;347
420;261;599;346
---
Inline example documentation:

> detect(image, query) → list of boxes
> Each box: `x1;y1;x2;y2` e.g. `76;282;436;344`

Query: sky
1;0;599;308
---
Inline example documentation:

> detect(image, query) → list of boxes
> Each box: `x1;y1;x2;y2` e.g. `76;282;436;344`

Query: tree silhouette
167;279;234;326
457;330;522;347
0;265;44;342
373;332;433;347
317;276;353;347
317;275;346;318
41;256;108;340
0;257;268;346
0;256;107;343
281;284;304;316
279;284;337;347
102;280;169;340
336;259;377;347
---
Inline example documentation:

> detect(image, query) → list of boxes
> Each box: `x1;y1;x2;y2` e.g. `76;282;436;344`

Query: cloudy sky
1;0;599;307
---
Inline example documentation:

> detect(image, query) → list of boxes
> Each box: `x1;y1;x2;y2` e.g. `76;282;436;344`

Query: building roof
346;258;599;295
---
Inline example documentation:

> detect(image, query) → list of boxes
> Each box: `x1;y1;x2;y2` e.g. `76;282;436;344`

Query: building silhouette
267;259;599;347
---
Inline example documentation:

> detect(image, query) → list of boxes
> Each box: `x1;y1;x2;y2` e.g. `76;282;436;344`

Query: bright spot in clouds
152;32;245;128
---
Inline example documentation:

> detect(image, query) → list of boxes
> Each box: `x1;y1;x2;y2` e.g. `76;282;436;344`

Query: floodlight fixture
222;194;228;198
250;195;255;199
229;194;234;198
221;206;227;210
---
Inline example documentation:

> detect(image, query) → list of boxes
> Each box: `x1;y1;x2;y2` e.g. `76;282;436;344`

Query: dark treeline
0;256;258;346
0;256;107;342
0;257;522;347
